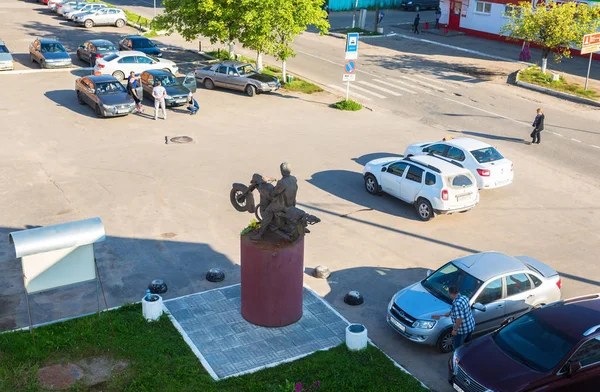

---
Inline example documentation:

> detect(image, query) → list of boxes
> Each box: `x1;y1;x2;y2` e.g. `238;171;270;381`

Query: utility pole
373;6;379;33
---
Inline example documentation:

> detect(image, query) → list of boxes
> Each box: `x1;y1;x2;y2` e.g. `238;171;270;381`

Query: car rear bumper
480;173;514;189
434;201;478;215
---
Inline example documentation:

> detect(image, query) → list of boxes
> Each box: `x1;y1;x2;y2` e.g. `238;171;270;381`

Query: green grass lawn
519;66;598;100
205;51;324;95
333;99;363;111
0;304;426;391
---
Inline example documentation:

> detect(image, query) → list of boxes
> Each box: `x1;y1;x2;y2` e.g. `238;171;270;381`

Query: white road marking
350;84;387;99
554;132;564;137
592;145;600;149
372;79;417;94
387;78;432;93
413;74;445;84
327;84;373;101
400;75;445;91
444;97;530;126
571;138;582;143
358;81;402;96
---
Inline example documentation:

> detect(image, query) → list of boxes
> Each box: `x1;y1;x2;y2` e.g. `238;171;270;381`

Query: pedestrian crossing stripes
329;74;453;102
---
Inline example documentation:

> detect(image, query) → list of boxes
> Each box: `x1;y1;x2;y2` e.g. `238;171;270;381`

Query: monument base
240;233;304;327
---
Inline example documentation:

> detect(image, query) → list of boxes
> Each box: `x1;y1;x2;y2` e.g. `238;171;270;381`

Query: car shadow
306;169;421;220
351;152;404;166
448;129;528;144
44;90;98;118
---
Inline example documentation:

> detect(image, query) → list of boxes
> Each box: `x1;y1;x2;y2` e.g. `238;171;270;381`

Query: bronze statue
230;163;320;242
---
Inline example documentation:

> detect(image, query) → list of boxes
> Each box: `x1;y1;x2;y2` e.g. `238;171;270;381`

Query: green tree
271;0;329;81
154;0;246;57
240;0;276;71
501;1;600;73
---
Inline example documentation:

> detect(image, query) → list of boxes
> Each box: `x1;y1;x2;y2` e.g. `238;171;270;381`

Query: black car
401;0;439;12
119;35;161;57
76;39;118;66
140;70;197;107
75;75;138;117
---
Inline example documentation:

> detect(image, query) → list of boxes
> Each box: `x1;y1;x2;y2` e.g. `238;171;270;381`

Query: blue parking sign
345;32;359;60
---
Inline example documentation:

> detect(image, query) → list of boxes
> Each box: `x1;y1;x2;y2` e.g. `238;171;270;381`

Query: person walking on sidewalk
152;79;167;120
413;14;420;34
431;286;475;350
127;71;143;113
435;8;441;29
530;108;544;144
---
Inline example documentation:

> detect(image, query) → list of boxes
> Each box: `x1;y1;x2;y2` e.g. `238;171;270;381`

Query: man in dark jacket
531;108;544;144
413;14;420;34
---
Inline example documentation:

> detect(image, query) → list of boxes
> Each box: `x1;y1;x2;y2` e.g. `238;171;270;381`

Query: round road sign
344;60;356;74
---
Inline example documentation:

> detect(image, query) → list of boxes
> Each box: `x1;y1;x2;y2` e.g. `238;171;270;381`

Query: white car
74;8;127;28
65;3;106;20
362;155;480;221
57;1;85;16
93;51;178;81
403;137;514;190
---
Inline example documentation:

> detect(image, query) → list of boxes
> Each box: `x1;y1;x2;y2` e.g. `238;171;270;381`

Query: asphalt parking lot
2;2;600;392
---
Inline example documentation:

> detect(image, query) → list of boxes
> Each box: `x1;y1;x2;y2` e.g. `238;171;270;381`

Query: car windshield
494;313;576;372
95;82;126;95
96;43;116;51
41;43;66;53
0;45;8;53
237;64;257;76
132;39;155;49
470;147;504;163
421;262;483;303
156;74;178;87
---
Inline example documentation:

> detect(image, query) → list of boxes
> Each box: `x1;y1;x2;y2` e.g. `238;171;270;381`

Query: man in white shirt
152;80;167;120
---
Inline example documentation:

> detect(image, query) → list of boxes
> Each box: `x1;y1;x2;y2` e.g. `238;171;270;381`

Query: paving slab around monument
163;284;348;380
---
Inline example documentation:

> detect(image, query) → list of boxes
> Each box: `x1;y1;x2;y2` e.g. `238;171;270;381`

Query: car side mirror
567;360;582;377
472;303;486;312
426;269;432;277
381;167;387;172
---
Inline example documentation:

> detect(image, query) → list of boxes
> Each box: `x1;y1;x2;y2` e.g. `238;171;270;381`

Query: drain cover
169;136;193;144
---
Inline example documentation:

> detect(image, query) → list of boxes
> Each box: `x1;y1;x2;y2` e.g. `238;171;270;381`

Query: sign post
344;33;359;101
581;32;600;90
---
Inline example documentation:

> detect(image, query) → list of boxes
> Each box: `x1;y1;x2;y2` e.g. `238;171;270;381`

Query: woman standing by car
127;71;143;113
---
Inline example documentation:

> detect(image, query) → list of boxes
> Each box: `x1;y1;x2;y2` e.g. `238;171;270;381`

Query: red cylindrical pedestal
240;235;304;327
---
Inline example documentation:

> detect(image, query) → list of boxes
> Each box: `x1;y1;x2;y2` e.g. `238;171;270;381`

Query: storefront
438;0;600;59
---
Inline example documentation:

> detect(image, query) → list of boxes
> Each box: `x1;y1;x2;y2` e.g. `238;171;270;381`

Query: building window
475;1;492;14
504;4;518;17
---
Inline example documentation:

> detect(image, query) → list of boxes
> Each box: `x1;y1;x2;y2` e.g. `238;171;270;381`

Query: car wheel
364;174;380;195
415;5;420;12
112;71;125;81
416;198;434;221
76;91;85;105
245;85;256;97
115;19;125;28
95;104;102;117
436;328;454;353
204;78;214;90
84;19;94;28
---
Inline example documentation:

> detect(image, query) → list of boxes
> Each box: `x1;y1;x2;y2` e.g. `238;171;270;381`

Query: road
1;3;600;392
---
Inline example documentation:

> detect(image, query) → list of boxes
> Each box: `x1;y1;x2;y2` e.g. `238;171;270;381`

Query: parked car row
362;137;513;221
0;40;14;71
44;0;127;29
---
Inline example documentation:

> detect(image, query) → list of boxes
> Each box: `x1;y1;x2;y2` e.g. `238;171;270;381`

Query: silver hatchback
387;252;562;353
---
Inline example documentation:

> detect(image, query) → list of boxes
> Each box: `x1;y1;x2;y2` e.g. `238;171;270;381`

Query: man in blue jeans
187;92;199;115
432;286;475;350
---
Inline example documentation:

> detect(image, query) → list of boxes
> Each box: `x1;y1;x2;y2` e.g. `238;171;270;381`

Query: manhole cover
168;136;193;144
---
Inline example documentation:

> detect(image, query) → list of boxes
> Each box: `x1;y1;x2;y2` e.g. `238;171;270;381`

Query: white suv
362;155;480;221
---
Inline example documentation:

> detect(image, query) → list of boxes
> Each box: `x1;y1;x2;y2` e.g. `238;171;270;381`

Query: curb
328;32;397;40
126;20;150;32
515;70;600;108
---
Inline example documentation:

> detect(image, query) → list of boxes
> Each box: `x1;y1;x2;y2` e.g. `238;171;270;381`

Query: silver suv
74;8;127;28
387;252;562;353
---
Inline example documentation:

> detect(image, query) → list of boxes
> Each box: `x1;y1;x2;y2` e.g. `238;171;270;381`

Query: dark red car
449;294;600;392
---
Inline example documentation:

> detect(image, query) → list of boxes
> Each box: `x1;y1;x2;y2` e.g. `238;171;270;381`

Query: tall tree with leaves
501;1;600;73
154;0;246;57
240;0;276;71
271;0;329;81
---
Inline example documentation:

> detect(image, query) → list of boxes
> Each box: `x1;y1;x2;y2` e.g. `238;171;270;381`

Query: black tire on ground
40;60;46;69
436;328;454;353
95;104;102;117
115;19;125;28
76;91;85;105
245;85;256;97
364;174;380;195
30;54;35;64
416;198;434;221
204;78;214;90
112;70;125;81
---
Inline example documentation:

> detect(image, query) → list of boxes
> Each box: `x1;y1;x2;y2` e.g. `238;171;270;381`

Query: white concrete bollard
142;294;163;321
346;323;368;351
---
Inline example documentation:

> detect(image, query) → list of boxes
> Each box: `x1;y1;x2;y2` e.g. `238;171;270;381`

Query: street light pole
352;0;358;29
154;0;156;19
